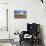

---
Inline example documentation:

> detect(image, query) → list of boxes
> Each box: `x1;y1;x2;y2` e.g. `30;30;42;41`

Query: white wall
8;0;46;45
0;0;8;3
0;0;46;46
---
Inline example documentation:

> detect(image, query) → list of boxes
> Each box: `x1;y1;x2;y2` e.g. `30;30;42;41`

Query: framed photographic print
14;10;27;19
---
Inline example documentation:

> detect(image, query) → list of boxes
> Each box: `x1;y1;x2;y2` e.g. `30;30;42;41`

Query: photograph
14;10;27;19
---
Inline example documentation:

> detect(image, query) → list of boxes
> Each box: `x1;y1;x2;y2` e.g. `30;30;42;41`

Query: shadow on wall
40;25;45;46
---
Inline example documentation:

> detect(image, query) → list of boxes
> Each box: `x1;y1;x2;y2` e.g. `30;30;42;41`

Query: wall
8;0;46;45
0;0;8;3
0;0;46;46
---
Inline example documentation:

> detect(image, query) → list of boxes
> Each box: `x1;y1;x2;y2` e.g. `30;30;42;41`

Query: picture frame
14;10;27;19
